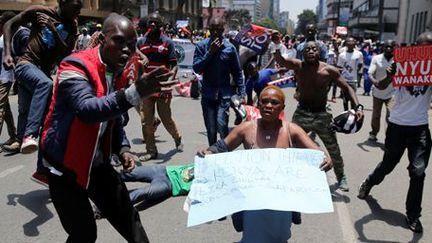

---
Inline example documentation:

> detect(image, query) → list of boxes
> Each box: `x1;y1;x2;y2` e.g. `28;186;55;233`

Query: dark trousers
48;163;149;243
201;97;230;146
368;122;431;218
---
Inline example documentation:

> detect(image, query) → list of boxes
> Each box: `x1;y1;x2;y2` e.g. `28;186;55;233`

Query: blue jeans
363;70;372;94
121;165;172;207
15;63;53;140
201;97;230;146
368;122;431;218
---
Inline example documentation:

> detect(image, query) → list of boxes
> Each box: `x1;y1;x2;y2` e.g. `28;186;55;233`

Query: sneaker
368;134;377;141
1;138;16;146
292;211;302;225
2;141;21;153
93;204;105;220
338;175;349;192
31;171;48;187
139;152;157;162
357;179;373;199
175;137;184;152
406;216;423;233
21;136;38;154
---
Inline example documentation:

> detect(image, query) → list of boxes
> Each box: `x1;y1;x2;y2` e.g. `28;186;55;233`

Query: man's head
0;11;16;34
81;27;88;35
99;13;137;72
383;39;396;58
304;24;317;40
58;0;82;22
271;31;281;43
95;23;102;31
416;31;432;45
258;85;285;121
345;37;356;52
303;41;320;64
209;17;225;39
246;61;259;78
147;12;163;37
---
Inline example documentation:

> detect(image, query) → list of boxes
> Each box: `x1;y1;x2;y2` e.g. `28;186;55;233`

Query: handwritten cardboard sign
393;45;432;87
187;148;333;227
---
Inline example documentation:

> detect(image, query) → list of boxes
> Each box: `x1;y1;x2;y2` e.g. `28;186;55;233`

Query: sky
280;0;319;23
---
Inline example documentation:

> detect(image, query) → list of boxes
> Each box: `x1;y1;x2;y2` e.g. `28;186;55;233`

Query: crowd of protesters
1;0;432;241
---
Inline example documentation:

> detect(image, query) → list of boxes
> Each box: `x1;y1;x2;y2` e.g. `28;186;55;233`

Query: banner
173;38;196;69
233;24;272;54
176;20;189;29
187;148;333;227
393;45;432;87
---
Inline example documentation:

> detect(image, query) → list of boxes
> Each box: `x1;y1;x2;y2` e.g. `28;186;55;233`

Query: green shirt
166;164;194;196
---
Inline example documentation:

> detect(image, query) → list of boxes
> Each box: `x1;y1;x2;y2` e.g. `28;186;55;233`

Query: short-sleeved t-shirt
337;50;363;82
246;69;278;98
137;35;177;97
166;164;194;196
18;6;78;74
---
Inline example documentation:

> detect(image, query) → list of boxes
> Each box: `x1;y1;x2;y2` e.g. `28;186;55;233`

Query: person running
198;85;332;242
39;13;177;242
137;12;183;161
358;31;432;234
273;41;364;191
2;0;83;184
0;11;18;152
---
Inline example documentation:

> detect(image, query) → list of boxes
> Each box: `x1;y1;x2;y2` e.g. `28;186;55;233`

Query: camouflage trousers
292;107;345;180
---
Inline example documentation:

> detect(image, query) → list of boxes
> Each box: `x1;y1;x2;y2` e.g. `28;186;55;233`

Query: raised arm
273;50;301;71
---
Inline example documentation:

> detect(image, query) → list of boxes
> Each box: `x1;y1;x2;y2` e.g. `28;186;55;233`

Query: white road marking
0;165;25;178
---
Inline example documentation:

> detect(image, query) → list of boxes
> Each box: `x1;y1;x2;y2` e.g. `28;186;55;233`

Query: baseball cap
330;109;363;134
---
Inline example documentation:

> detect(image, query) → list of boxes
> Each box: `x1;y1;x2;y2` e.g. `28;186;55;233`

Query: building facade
232;0;262;22
397;0;432;44
348;0;399;40
326;0;353;36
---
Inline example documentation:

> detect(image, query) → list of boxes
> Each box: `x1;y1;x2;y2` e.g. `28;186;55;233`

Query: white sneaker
21;136;38;154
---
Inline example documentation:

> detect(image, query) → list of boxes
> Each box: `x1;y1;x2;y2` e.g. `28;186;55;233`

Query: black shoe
292;211;302;225
175;138;184;152
357;179;372;199
406;216;423;233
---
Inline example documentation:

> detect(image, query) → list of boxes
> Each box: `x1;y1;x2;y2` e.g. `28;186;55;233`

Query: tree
295;9;317;34
256;18;279;31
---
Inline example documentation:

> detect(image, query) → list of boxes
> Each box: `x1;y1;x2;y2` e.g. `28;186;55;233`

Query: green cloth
166;164;194;196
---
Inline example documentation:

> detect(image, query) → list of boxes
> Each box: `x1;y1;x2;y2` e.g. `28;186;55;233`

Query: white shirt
368;54;394;100
389;86;432;126
77;34;91;50
0;35;14;83
337;50;363;82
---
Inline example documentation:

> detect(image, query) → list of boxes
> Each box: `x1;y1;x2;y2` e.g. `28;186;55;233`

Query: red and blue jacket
40;47;133;189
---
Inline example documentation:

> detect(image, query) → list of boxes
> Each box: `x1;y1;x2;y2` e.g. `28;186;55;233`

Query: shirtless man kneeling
199;85;332;242
273;41;364;191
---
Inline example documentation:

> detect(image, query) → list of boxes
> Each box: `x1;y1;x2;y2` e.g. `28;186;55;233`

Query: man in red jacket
40;13;176;242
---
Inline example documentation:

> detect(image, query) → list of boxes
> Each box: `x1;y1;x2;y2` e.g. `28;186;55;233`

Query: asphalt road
0;87;431;243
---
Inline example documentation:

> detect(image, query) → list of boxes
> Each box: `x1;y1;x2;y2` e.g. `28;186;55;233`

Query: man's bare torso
295;61;334;109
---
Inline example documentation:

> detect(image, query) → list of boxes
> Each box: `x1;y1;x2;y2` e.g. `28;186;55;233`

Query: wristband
355;104;364;112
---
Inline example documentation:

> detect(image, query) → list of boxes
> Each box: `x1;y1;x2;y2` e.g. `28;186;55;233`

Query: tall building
232;0;263;22
317;0;328;38
326;0;353;36
270;0;280;23
349;0;399;40
397;0;432;44
279;11;289;30
260;0;271;19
